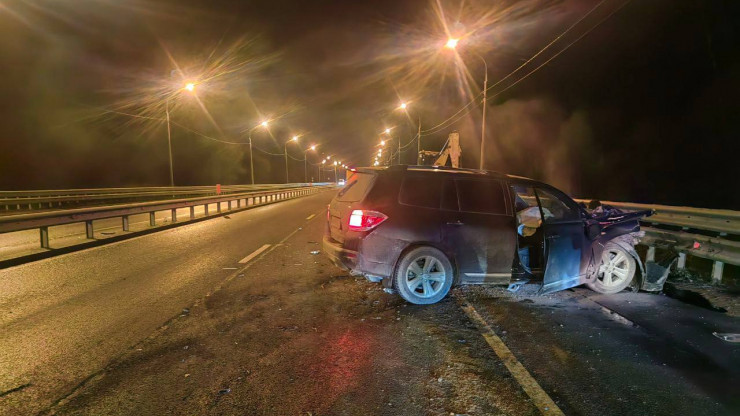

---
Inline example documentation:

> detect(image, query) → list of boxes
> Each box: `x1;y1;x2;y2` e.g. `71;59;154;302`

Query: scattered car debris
664;283;727;313
310;250;320;255
224;215;231;219
712;332;740;343
218;388;231;395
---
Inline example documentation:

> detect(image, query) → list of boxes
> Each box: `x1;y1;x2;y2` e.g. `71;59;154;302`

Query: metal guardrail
0;184;319;211
0;184;334;251
575;199;739;283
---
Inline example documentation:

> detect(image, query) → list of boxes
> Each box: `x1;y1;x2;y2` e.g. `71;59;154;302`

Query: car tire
586;243;636;294
393;246;454;305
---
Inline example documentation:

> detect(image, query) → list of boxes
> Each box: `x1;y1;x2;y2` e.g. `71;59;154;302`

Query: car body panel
540;220;587;293
441;210;516;284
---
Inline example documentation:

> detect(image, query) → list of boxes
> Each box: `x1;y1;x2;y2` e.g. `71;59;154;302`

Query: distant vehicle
337;179;346;186
323;165;652;304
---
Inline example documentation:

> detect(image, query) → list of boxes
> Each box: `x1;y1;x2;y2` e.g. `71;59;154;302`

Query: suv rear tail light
348;210;388;232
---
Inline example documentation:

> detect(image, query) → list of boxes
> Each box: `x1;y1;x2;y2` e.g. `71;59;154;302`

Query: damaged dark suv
323;165;652;304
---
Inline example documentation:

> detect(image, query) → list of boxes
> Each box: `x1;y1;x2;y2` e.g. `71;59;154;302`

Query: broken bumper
322;235;358;271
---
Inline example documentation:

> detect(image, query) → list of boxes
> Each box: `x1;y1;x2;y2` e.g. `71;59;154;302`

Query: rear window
399;175;442;209
336;172;375;202
456;179;507;215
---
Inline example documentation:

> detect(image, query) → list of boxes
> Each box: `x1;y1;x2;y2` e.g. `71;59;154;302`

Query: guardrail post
40;227;50;249
228;200;232;210
676;252;686;269
646;246;656;263
712;261;724;284
171;208;177;222
217;202;222;213
190;206;195;219
204;204;209;216
149;212;156;226
85;220;94;239
236;199;241;208
122;215;129;232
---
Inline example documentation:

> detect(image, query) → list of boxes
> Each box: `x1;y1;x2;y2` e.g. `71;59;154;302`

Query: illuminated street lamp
284;135;299;183
246;120;270;185
304;144;317;183
380;140;386;146
164;80;198;186
445;37;489;169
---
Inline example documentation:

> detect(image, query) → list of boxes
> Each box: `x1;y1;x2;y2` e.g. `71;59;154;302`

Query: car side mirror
586;222;601;240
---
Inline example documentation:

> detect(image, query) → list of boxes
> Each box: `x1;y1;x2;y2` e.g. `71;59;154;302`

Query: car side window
535;188;580;222
399;175;442;209
511;185;539;212
456;179;506;215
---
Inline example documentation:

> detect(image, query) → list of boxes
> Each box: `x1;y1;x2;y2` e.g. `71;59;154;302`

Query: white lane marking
238;244;271;264
306;214;316;220
456;295;565;416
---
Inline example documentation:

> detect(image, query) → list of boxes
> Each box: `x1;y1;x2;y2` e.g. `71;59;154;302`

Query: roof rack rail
387;165;408;171
406;165;493;174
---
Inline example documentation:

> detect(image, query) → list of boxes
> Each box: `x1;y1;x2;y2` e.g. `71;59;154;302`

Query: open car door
537;187;588;294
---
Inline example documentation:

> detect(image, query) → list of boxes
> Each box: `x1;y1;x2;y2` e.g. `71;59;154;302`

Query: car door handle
446;221;464;226
546;235;560;240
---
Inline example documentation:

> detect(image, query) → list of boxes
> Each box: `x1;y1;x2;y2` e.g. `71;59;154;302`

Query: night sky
0;0;737;209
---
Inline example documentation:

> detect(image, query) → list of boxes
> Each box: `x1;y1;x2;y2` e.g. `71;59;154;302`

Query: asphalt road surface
1;190;738;415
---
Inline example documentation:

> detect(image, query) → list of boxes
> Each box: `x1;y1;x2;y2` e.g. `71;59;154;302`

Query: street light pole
475;53;489;170
165;97;174;187
398;133;401;165
284;144;289;183
248;131;255;185
416;116;422;165
446;39;489;170
284;136;298;183
163;81;196;187
247;121;269;185
303;145;316;183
